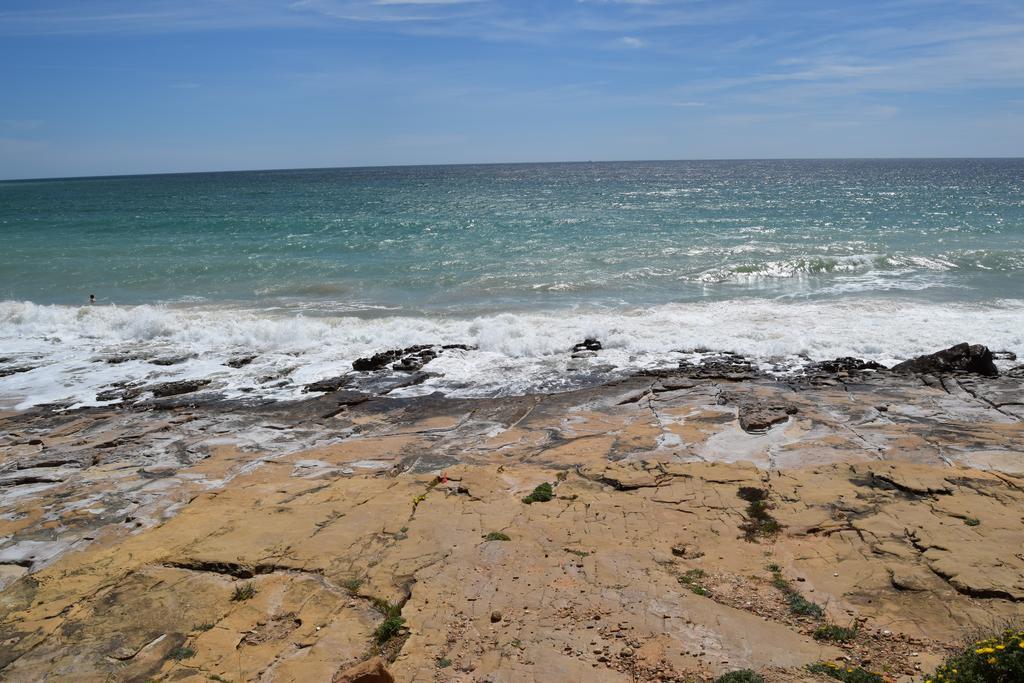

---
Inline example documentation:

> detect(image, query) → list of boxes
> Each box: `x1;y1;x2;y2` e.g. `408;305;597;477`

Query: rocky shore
1;343;1023;682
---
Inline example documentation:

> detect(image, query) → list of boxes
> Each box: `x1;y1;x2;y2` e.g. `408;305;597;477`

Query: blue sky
1;0;1023;178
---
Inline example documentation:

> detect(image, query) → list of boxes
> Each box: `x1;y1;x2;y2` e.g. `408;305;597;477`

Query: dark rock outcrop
353;344;475;373
225;354;257;368
303;376;350;393
572;338;602;353
892;343;998;377
148;379;212;398
353;348;409;372
812;357;886;374
679;354;757;380
150;355;192;366
0;365;37;378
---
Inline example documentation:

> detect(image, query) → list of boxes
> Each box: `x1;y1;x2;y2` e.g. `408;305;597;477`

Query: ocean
1;159;1022;409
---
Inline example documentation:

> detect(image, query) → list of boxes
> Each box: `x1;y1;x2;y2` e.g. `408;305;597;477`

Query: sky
1;0;1023;179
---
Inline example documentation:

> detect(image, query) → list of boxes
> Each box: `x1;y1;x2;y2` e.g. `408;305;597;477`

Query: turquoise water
3;159;1022;311
1;160;1023;408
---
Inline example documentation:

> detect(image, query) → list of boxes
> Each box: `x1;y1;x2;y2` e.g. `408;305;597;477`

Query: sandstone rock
333;656;394;683
892;343;998;376
720;392;799;432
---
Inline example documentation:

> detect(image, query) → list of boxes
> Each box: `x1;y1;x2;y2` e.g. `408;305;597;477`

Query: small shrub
522;482;554;504
715;670;765;683
737;487;769;502
374;615;405;644
565;548;590;558
169;646;196;660
371;598;406;644
230;582;256;602
964;517;981;527
926;627;1024;683
787;592;824;618
209;676;231;683
484;531;511;541
193;622;214;632
738;487;782;540
678;568;709;596
813;623;858;643
769;568;823;618
341;577;363;593
436;657;451;668
806;662;884;683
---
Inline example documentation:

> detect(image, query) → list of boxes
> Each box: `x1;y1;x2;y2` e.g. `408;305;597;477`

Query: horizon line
3;155;1024;183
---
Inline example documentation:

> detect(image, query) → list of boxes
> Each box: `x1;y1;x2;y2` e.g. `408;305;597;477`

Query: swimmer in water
89;294;95;305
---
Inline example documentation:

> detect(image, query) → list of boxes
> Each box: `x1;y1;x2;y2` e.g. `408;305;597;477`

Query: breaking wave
1;298;1022;410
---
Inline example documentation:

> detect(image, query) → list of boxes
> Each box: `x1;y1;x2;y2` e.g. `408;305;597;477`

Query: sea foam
1;298;1022;410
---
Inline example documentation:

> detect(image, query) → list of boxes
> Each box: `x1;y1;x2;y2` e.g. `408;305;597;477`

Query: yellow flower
976;647;995;654
987;657;997;665
996;644;1005;650
1019;640;1024;648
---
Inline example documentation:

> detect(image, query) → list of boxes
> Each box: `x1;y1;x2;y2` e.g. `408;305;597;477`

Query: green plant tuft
813;623;858;643
714;670;765;683
806;662;883;682
484;531;511;541
768;568;823;618
374;615;406;644
371;598;406;644
230;582;256;602
522;482;554;504
964;517;981;526
738;488;782;540
678;568;709;595
341;577;363;593
737;486;769;502
169;646;196;660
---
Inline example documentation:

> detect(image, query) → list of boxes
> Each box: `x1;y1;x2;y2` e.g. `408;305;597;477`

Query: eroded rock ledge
0;346;1022;682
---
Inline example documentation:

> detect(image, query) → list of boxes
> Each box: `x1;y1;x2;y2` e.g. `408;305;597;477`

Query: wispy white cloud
615;36;645;48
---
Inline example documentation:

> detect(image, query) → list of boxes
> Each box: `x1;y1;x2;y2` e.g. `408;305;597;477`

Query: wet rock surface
892;342;999;376
148;378;213;398
352;344;473;373
0;350;1023;681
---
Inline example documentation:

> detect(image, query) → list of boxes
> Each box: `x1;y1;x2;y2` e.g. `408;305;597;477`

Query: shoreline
1;343;1023;681
3;297;1024;412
